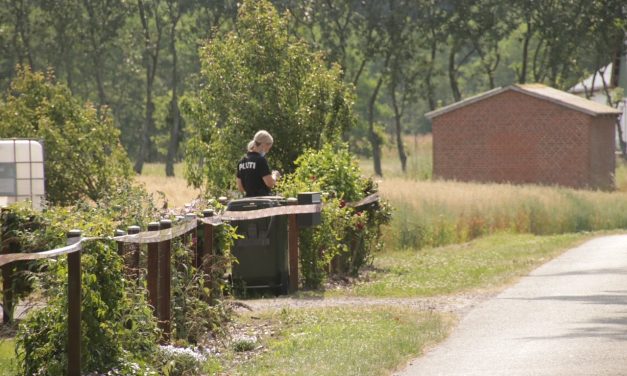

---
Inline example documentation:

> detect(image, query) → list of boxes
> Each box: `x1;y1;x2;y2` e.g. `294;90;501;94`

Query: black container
297;192;322;228
226;197;289;294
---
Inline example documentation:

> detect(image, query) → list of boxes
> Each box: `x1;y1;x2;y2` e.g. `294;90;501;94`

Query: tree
0;68;133;205
164;0;184;177
183;0;354;194
81;0;129;110
134;0;166;174
385;0;423;173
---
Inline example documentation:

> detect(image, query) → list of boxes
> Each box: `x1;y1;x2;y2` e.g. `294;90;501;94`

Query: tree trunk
14;0;34;70
94;56;107;111
368;74;385;177
425;37;437;111
518;20;532;84
166;13;181;177
135;79;155;174
390;88;407;173
135;0;162;174
448;45;462;102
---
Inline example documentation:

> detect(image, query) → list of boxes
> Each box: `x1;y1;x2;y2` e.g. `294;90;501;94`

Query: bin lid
227;196;285;211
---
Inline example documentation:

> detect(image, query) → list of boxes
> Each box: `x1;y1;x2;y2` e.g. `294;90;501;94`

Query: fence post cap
203;209;214;218
287;197;298;205
148;222;160;231
185;213;198;221
67;229;82;238
114;229;127;237
159;219;172;229
127;225;141;234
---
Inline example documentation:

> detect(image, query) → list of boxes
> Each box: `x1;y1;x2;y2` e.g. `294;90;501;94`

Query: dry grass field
134;163;202;209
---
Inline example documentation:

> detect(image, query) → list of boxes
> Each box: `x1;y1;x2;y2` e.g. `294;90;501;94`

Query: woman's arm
262;174;275;188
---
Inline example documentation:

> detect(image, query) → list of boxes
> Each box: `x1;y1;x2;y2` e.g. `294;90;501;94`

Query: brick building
426;84;621;189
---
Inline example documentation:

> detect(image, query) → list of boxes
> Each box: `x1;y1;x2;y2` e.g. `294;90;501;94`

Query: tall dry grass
379;178;627;250
134;163;202;208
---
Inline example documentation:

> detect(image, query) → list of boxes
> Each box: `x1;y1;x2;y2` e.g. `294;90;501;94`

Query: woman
236;130;280;197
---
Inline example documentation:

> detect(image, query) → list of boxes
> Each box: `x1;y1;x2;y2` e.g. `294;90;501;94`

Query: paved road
396;234;627;376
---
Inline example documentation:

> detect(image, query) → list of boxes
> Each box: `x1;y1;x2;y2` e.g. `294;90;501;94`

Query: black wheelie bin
226;197;289;294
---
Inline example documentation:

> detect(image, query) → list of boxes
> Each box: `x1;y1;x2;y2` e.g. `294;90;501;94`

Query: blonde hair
247;140;255;152
253;130;273;147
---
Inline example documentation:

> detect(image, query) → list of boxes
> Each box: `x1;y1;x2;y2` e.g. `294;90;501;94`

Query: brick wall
432;90;615;189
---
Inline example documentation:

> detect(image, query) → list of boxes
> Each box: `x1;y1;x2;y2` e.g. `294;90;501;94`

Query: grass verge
229;307;450;376
346;232;593;297
0;338;16;376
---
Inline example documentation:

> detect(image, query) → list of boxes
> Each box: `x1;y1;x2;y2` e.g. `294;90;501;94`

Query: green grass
346;232;592;297
231;307;450;376
0;338;16;376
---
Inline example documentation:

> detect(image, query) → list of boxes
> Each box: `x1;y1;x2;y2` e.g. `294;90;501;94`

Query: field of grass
380;178;627;250
134;163;202;208
229;307;450;376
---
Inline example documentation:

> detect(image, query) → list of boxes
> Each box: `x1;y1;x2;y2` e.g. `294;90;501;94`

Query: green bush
278;144;391;288
0;67;133;205
8;200;161;375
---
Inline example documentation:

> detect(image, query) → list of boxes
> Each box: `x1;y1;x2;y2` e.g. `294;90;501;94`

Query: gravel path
234;290;497;317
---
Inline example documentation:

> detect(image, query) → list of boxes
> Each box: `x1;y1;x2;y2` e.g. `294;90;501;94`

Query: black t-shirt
236;152;272;197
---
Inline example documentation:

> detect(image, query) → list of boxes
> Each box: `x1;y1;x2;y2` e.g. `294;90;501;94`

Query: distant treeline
1;0;625;174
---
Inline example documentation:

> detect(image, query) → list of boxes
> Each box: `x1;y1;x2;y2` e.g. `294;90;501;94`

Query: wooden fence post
158;219;172;343
1;240;13;324
127;226;141;280
287;198;299;293
114;229;126;256
185;213;197;264
66;230;82;376
146;222;160;315
200;210;214;269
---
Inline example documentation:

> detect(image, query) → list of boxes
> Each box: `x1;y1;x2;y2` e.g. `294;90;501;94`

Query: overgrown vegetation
1;193;237;375
278;144;391;288
5;203;159;375
0;68;133;205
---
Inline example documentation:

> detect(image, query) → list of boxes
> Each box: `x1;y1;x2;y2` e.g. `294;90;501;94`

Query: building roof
425;84;622;119
569;63;614;94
